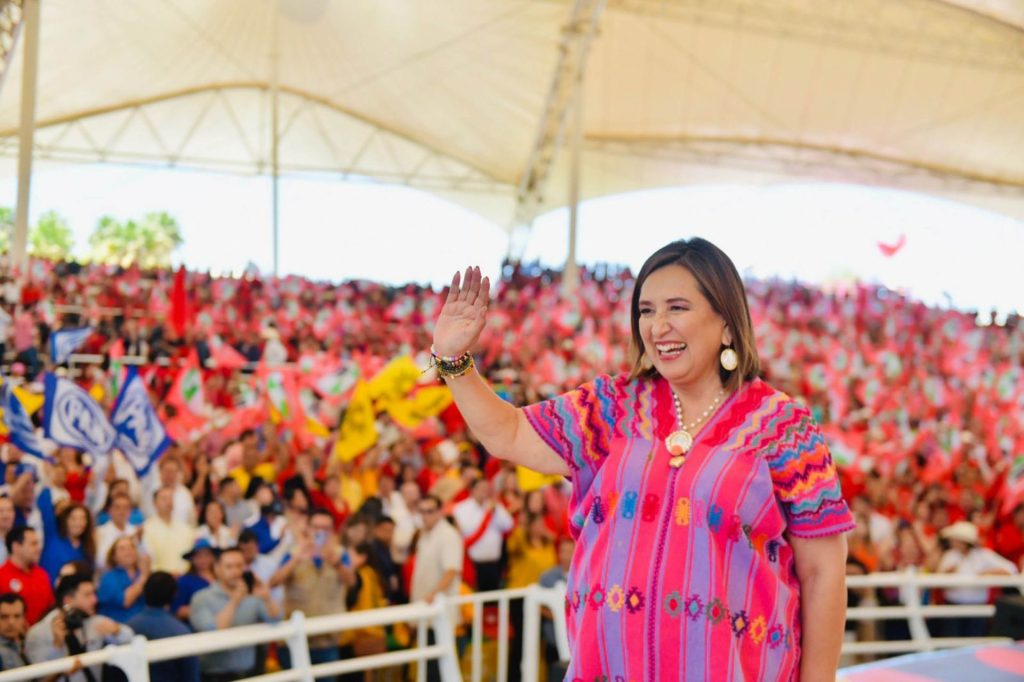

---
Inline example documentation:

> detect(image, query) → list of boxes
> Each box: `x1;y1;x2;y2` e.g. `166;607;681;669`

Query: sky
0;162;1021;317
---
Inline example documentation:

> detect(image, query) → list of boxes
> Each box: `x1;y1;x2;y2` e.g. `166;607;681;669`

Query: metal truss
607;0;1024;72
587;134;1024;196
0;83;511;196
0;0;23;97
509;0;608;255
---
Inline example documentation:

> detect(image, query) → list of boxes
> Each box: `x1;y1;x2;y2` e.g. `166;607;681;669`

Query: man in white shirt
95;493;137;572
452;475;513;591
937;521;1017;638
142;457;196;526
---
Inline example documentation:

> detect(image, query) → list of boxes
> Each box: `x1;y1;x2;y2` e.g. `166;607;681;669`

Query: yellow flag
334;381;378;462
516;465;564;494
305;415;330;439
366;356;422;406
0;385;44;436
12;387;43;416
387;386;453;429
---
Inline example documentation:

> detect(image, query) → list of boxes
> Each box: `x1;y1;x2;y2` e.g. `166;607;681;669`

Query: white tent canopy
0;0;1022;251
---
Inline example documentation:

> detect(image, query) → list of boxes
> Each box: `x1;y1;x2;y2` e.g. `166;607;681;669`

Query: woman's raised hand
433;266;490;357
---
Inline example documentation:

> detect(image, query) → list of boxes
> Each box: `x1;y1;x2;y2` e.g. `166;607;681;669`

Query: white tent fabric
0;0;1022;226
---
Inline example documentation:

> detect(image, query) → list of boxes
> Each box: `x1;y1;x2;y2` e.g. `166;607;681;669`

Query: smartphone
341;550;351;568
242;570;255;593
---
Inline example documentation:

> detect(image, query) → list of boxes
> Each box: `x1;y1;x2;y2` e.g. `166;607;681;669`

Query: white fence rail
0;574;1019;681
843;571;1023;657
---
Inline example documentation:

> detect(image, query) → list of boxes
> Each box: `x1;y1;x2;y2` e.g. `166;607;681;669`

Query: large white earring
720;347;738;372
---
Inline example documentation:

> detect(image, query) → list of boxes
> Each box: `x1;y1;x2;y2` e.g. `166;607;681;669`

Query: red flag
877;234;906;257
209;337;248;370
170;266;190;337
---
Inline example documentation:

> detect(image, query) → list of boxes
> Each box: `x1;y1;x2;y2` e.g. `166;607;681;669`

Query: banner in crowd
167;350;207;417
43;372;117;456
386;385;453;429
110;367;172;475
49;326;93;365
1;381;51;461
367;356;422;405
335;380;378;462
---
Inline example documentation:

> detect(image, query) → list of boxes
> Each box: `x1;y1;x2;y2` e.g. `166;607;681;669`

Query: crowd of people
0;256;1019;679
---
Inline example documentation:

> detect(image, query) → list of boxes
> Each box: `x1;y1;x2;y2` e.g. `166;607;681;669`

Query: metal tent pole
270;2;281;277
563;70;584;297
13;0;40;273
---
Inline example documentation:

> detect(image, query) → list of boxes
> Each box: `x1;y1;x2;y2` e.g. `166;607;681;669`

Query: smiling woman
431;238;857;682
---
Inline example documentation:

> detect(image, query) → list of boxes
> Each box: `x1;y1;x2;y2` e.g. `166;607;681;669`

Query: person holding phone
272;509;358;680
189;548;280;680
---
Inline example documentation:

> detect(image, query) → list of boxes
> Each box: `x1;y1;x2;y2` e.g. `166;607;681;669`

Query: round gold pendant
669;455;686;468
665;429;693;456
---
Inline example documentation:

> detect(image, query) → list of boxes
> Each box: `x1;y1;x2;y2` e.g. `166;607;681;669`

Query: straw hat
940;521;979;546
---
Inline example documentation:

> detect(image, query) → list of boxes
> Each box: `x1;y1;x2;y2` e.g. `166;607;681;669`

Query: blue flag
43;373;117;456
50;327;93;365
1;381;50;461
110;367;171;476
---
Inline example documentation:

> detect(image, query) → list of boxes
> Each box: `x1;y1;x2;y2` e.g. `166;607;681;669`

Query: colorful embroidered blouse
523;375;855;682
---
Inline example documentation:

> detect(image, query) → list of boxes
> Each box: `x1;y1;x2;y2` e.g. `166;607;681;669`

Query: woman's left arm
790;532;849;682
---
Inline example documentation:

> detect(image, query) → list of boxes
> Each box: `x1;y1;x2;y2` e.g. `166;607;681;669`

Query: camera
62;605;88;631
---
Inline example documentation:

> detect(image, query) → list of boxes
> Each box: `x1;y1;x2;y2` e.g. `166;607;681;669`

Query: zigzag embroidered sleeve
522;375;617;497
766;400;856;539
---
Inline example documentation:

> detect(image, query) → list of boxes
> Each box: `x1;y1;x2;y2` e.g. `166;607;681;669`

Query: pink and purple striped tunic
524;375;855;681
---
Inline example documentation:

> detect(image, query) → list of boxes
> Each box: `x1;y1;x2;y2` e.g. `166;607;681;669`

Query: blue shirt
244;515;281;554
127;607;200;682
38;488;87;582
97;567;144;623
96;508;146;526
172;573;210;615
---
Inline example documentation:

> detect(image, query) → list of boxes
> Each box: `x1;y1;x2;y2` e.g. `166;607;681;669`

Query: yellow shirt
339;564;388;644
505;527;556;589
230;463;277;494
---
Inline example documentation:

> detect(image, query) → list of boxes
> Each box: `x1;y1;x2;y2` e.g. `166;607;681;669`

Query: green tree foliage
88;211;184;268
29;210;75;260
0;206;13;253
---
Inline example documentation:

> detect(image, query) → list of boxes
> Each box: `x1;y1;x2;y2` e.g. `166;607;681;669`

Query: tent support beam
508;0;606;263
270;6;281;277
563;70;583;297
12;0;39;273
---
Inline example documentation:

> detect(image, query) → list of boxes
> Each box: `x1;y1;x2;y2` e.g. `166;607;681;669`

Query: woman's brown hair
58;502;97;562
628;238;759;391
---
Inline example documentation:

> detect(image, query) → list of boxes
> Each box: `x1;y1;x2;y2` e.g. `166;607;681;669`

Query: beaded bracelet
430;346;475;378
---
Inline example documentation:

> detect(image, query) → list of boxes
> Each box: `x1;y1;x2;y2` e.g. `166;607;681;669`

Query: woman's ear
722;324;733;347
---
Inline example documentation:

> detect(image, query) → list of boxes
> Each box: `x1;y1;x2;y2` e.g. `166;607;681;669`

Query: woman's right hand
432;266;490;357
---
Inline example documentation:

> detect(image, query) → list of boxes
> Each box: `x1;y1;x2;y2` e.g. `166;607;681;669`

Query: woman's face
204;502;224;527
66;508;88;539
525;490;545;515
114;539;138;569
255;486;274;506
637;265;729;389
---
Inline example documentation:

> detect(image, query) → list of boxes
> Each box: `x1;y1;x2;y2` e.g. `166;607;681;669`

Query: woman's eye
639;308;653;316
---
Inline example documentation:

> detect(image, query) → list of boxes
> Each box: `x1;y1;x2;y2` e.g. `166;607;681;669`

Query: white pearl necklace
664;388;725;468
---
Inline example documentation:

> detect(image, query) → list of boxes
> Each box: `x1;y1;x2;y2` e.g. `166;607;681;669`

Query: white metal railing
0;599;462;682
1;574;1018;681
842;571;1024;657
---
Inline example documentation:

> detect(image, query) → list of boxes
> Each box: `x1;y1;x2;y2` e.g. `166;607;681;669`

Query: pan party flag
49;326;93;365
43;372;117;456
334;381;378;462
386;386;454;430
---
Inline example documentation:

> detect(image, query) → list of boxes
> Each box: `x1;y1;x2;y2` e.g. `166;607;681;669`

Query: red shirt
0;560;55;625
